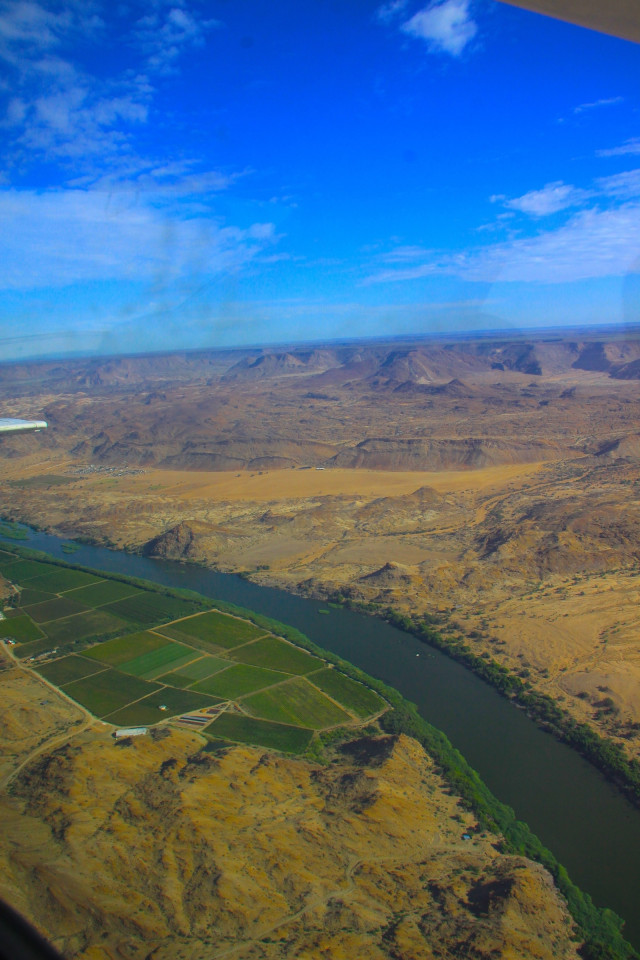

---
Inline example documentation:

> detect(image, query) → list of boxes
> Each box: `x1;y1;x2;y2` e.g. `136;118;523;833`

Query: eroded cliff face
0;726;579;960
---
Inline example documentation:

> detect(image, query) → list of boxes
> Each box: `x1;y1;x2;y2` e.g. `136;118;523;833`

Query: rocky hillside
1;725;580;960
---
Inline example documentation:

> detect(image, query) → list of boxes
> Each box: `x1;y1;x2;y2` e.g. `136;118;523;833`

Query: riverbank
0;539;637;959
349;602;640;810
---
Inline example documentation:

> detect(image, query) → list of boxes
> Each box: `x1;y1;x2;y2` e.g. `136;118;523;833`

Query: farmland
205;714;313;753
230;635;323;674
0;549;387;751
242;677;353;729
156;609;266;649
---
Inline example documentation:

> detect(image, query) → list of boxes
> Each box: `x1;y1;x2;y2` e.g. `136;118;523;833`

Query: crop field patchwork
0;559;58;581
28;569;102;593
103;593;201;626
0;614;44;642
156;610;266;649
160;654;230;682
38;654;107;686
191;663;289;699
42;609;130;647
63;669;160;717
118;643;196;678
84;631;169;666
15;588;56;606
2;552;386;742
230;635;323;674
242;677;352;729
309;668;386;718
152;670;193;689
23;596;89;623
65;580;143;607
103;687;221;725
206;714;313;753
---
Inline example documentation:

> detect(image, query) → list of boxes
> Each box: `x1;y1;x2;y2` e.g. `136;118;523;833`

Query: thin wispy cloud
574;96;623;114
597;138;640;158
596;168;640;200
376;0;409;24
492;181;589;217
367;168;640;286
0;187;278;290
401;0;477;57
133;5;220;75
0;1;216;172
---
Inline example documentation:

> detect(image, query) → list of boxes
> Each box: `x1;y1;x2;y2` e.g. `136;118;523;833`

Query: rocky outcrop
143;521;196;559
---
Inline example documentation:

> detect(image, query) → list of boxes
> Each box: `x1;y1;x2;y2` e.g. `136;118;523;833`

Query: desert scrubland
2;332;640;759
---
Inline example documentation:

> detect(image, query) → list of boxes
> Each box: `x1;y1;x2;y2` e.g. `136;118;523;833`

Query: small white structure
114;727;148;739
0;418;48;434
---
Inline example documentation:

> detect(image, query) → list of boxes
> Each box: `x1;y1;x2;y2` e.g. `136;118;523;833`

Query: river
7;528;640;949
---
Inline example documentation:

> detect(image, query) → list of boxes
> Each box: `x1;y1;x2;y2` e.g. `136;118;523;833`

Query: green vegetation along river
5;527;640;951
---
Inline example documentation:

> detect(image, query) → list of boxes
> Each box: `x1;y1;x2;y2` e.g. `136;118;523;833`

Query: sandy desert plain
1;328;640;958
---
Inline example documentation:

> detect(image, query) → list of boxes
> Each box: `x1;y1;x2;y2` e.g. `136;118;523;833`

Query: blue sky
0;0;639;360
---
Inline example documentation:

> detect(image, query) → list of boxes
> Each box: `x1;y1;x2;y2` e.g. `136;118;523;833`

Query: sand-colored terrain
2;333;640;764
0;660;579;959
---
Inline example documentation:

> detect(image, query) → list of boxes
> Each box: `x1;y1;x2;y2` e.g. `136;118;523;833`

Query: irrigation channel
6;527;640;949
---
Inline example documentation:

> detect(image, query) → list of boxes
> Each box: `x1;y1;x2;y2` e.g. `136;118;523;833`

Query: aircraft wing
497;0;640;45
0;418;48;434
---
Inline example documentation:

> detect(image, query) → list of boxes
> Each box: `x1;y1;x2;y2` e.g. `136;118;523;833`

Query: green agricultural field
37;654;107;686
84;631;169;666
118;642;195;678
43;609;130;647
104;687;220;724
309;668;386;718
23;596;89;623
28;568;102;594
0;559;58;581
161;654;230;682
230;635;323;675
191;663;289;699
64;669;160;717
157;610;266;649
15;588;56;606
206;714;313;754
16;638;59;659
242;677;352;729
0;614;43;642
65;580;142;607
103;592;200;627
153;670;193;689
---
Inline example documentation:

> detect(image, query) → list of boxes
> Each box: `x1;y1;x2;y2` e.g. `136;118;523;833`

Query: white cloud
573;96;623;114
0;1;218;172
401;0;477;57
376;0;409;24
596;168;640;200
463;204;640;283
133;4;219;74
0;187;278;290
366;202;640;286
597;138;640;158
381;244;434;262
495;181;588;217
